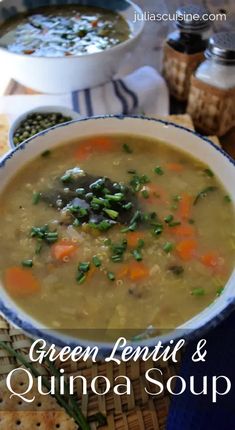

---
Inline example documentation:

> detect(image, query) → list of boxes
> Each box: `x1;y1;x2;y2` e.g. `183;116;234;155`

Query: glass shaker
187;32;235;136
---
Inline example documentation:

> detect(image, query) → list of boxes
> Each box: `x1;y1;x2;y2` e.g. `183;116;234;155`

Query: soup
0;5;130;57
0;135;234;341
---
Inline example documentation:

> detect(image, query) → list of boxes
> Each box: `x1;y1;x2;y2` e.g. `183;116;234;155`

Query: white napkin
0;66;169;122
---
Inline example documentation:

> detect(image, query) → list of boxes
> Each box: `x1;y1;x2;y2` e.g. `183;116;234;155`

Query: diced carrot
5;267;40;297
74;143;92;161
176;239;197;261
117;262;149;282
200;252;223;268
74;136;114;161
166;163;184;172
51;240;77;261
127;231;145;248
129;262;149;281
91;136;114;152
117;265;129;279
178;193;193;220
171;224;195;237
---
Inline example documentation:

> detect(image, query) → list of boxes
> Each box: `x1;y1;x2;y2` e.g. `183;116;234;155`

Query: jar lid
205;32;235;63
176;5;211;31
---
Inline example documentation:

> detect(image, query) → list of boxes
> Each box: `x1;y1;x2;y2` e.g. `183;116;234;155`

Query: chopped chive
194;186;217;205
191;288;205;296
154;166;164;175
104;238;111;246
133;249;142;261
163;242;173;253
164;214;174;224
73;219;80;227
216;287;224;296
41;150;51;157
152;223;163;236
138;238;145;249
123;202;133;210
204;168;214;177
173;195;181;202
123;143;133;154
76;188;85;197
188;219;195;224
92;255;102;267
35;243;42;255
78;262;90;273
224;195;231;203
32;191;41;205
103;209;119;219
21;259;33;268
169;221;181;227
76;272;86;285
107;271;115;281
105;193;124;202
141;189;149;199
60;173;72;183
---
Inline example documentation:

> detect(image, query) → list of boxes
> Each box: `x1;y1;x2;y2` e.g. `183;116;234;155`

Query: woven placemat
0;112;220;430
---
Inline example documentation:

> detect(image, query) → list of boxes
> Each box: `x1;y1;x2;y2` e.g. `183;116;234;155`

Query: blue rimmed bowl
0;115;235;353
0;0;144;93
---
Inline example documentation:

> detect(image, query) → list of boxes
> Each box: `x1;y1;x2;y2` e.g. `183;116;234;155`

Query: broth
0;135;234;341
0;5;130;57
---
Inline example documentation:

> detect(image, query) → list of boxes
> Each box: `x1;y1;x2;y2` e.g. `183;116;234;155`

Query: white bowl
0;1;144;93
0;116;235;352
8;105;81;149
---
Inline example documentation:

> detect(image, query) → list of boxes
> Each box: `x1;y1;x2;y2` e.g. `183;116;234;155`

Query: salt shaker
163;5;211;101
187;32;235;136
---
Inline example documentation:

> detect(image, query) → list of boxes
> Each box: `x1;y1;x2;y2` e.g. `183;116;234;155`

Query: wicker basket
162;42;204;102
187;75;235;136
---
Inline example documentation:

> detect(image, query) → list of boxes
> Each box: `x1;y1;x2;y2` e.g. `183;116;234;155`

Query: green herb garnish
224;195;232;203
204;168;214;177
216;287;224;296
191;288;205;296
107;271;115;281
141;189;149;199
21;259;33;268
92;255;102;267
32;191;41;205
133;249;142;261
194;186;217;205
123;143;133;154
164;214;174;224
154;166;164;175
163;242;174;253
31;225;58;244
103;209;119;219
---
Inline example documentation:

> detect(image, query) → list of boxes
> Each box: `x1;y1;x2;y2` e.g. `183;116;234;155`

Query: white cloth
0;66;169;122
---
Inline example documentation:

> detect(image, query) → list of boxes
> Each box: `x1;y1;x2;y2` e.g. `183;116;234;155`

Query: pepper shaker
187;32;235;136
163;5;211;101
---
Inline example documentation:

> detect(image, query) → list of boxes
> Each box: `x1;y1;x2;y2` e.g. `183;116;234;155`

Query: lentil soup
0;135;234;340
0;5;130;57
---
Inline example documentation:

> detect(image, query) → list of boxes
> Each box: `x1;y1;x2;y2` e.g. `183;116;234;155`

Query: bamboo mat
0;112;220;430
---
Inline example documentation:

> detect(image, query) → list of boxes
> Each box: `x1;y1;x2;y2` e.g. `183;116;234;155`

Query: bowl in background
0;0;144;93
0;115;235;352
8;105;81;149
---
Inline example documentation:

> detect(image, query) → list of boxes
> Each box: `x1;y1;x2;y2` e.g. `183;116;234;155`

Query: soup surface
0;5;130;57
0;135;234;341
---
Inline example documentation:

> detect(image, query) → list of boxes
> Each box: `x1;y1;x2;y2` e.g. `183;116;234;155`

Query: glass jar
187;32;235;136
195;32;235;89
163;5;212;101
